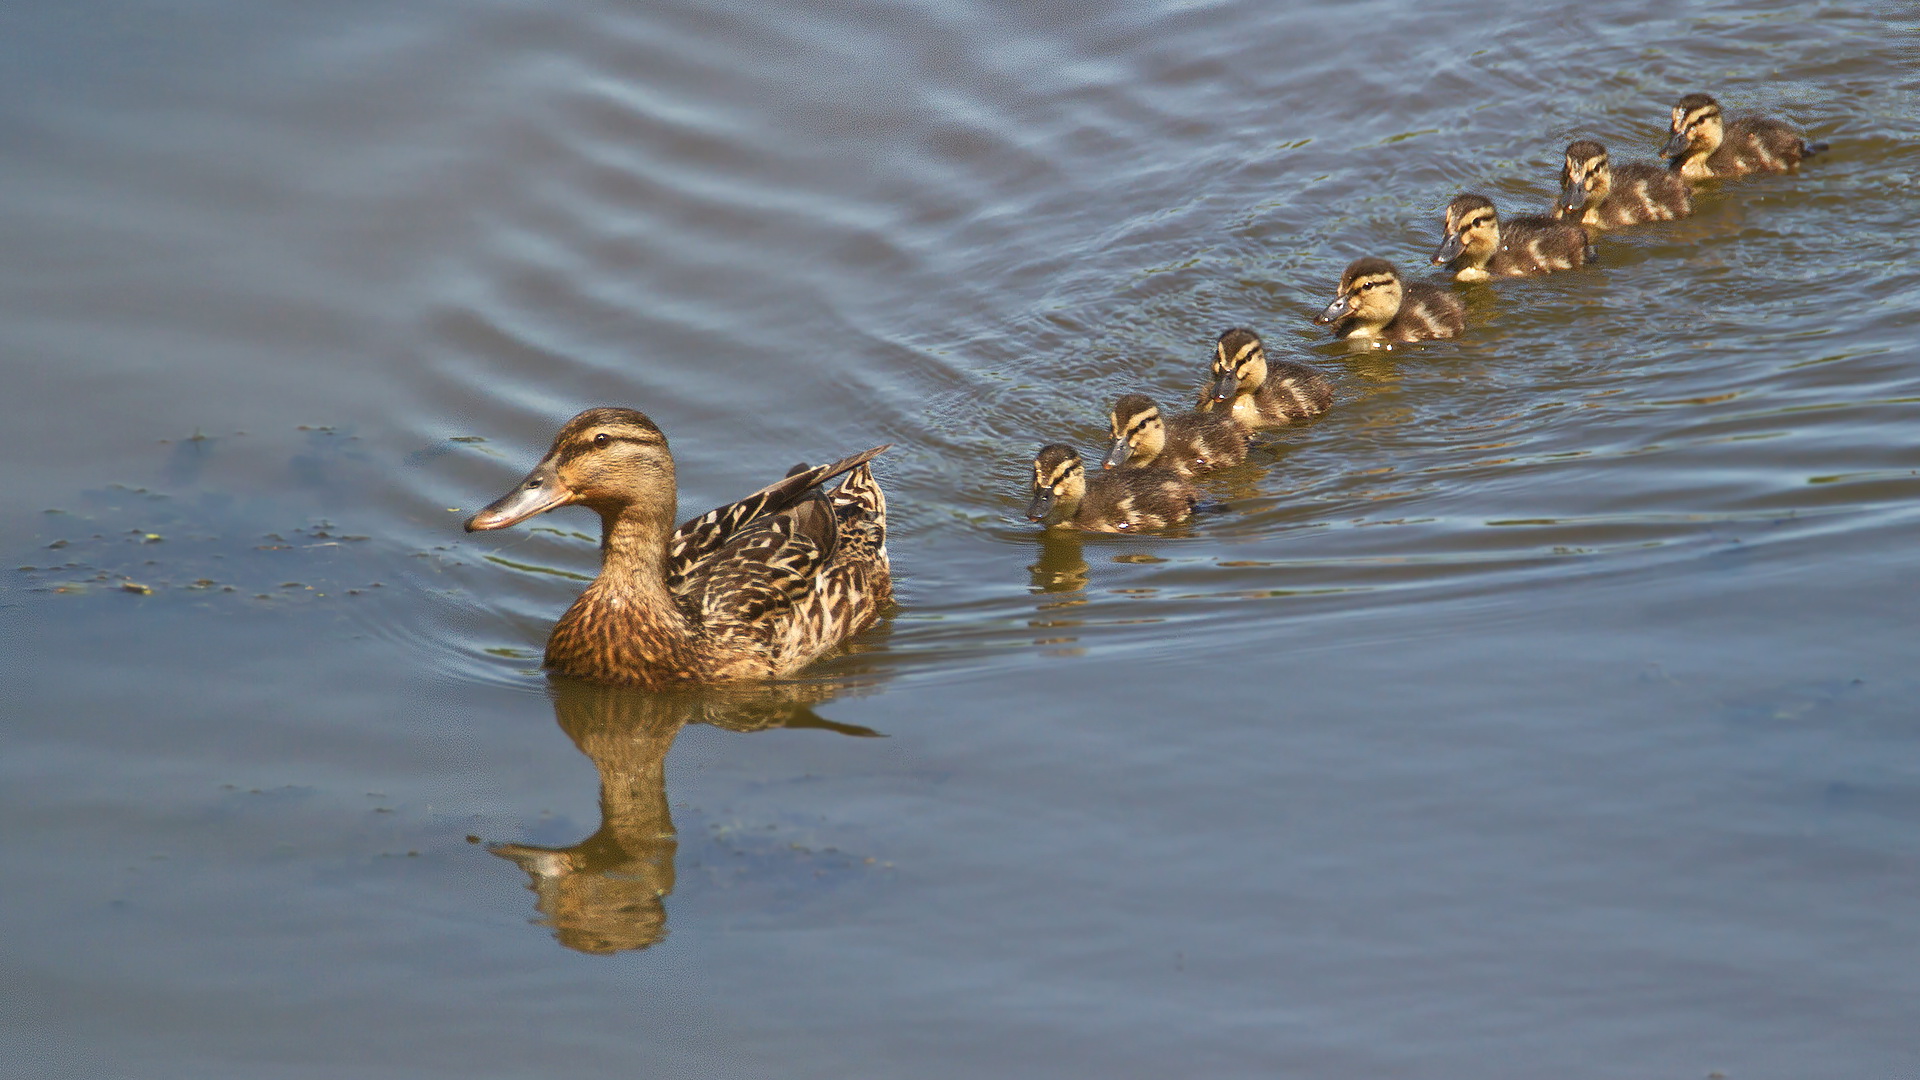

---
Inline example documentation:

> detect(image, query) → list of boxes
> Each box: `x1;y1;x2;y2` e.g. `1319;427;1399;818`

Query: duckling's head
1663;93;1723;159
1103;394;1168;470
467;407;677;533
1207;327;1269;405
1431;194;1501;266
1315;258;1403;329
1026;443;1087;524
1559;140;1611;214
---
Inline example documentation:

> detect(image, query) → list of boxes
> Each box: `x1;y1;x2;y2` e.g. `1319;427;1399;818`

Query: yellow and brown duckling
1431;194;1593;282
1103;393;1249;476
1664;93;1824;181
465;407;891;687
1556;140;1693;229
1197;327;1334;430
1314;258;1466;344
1027;443;1196;533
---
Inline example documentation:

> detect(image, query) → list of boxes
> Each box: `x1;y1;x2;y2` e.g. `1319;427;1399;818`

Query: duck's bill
1557;184;1588;215
1660;130;1691;158
1025;488;1056;522
1101;439;1132;470
1430;233;1464;265
1208;372;1238;404
466;460;576;531
1313;294;1352;325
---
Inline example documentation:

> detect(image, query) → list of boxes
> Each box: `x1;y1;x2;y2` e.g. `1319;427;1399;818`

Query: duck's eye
593;433;610;447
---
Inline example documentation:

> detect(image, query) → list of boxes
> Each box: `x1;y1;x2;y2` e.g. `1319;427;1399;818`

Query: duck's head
1207;327;1269;404
466;407;677;532
1026;443;1087;524
1315;258;1403;328
1558;140;1611;214
1663;93;1723;160
1431;194;1501;266
1103;394;1168;470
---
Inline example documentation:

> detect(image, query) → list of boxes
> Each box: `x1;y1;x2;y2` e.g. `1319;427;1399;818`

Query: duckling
1313;258;1466;343
1196;327;1334;430
465;407;891;687
1431;194;1593;282
1103;393;1249;476
1027;443;1195;533
1664;93;1823;181
1556;140;1693;229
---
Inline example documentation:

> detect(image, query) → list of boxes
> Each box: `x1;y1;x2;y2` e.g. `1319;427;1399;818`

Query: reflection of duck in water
465;407;892;687
488;678;879;955
1027;529;1090;597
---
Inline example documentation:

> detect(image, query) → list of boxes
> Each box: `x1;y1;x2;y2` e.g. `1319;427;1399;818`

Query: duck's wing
684;460;892;671
665;445;888;591
679;489;841;634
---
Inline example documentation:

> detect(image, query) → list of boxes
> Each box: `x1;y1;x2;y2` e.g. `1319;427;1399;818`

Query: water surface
5;0;1920;1076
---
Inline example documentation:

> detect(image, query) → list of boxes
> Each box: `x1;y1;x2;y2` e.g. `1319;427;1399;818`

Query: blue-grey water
4;0;1919;1076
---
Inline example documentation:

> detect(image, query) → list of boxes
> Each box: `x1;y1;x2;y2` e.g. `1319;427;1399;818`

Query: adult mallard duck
1664;93;1824;181
1197;328;1334;430
1313;258;1465;344
465;407;891;687
1103;393;1249;476
1556;140;1693;229
1431;194;1592;282
1027;443;1195;533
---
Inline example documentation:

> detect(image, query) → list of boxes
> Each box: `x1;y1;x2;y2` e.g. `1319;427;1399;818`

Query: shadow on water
484;676;883;956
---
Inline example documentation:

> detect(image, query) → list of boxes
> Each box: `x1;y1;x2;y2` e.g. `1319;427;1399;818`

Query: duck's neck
545;503;700;683
596;500;690;614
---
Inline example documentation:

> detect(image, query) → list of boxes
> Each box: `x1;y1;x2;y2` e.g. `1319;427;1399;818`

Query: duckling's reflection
488;677;879;955
1027;530;1090;598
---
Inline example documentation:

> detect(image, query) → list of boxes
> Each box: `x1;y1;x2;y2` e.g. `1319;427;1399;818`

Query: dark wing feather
666;445;888;591
681;493;839;633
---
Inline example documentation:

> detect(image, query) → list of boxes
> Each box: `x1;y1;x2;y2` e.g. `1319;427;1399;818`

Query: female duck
1198;327;1334;430
1556;140;1692;229
1027;443;1195;533
1314;258;1465;344
466;407;891;687
1103;393;1248;476
1431;194;1592;281
1664;93;1822;181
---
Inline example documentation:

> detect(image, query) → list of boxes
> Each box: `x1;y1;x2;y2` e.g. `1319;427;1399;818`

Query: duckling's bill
1025;488;1057;521
1314;293;1352;324
1208;370;1239;404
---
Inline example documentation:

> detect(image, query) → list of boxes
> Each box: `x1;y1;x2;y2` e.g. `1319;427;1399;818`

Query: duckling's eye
593;433;610;447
